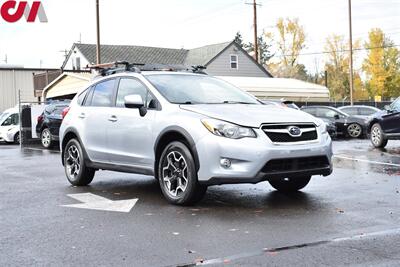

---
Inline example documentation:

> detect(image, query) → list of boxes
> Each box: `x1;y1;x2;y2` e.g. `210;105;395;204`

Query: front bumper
196;128;333;185
0;131;14;143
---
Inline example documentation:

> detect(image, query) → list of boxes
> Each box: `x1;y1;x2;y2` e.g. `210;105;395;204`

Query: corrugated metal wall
0;70;38;112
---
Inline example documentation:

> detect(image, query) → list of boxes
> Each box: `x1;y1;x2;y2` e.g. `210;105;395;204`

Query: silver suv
60;66;333;205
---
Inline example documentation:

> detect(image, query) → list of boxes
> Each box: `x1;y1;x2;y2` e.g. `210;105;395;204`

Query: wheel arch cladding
61;130;82;165
154;127;200;178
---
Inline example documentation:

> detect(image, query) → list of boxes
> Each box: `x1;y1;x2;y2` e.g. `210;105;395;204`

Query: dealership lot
1;140;399;266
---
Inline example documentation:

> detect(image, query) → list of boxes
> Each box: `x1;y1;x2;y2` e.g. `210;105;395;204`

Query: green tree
244;35;273;66
233;32;273;66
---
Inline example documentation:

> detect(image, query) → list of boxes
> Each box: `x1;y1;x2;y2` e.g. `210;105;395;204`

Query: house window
230;55;238;69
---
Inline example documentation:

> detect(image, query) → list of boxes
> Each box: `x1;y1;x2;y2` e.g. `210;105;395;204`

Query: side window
303;108;316;116
116;78;157;109
77;88;89;106
2;114;19;126
91;80;115;107
360;108;375;116
317;108;337;118
342;107;357;115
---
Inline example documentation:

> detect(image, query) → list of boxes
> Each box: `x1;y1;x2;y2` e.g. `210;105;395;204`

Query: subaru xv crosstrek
60;68;333;205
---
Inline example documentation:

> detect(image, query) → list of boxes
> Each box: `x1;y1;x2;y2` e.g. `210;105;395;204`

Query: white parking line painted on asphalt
334;155;400;167
186;228;400;266
62;193;138;213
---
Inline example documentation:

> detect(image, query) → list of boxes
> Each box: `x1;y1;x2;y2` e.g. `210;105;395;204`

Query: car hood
180;104;319;128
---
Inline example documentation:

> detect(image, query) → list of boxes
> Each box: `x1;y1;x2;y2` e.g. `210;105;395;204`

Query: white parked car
0;107;20;144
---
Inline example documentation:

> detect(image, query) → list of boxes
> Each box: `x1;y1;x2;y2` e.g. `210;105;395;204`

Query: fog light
220;158;232;169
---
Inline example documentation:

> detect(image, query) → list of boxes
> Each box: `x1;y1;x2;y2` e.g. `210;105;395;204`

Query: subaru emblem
288;126;302;137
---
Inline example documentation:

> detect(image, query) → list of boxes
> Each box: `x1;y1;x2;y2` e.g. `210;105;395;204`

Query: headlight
201;119;256;139
318;122;327;134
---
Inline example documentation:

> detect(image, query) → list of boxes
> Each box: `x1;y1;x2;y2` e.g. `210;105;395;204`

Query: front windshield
146;74;260;105
391;97;400;111
0;113;9;123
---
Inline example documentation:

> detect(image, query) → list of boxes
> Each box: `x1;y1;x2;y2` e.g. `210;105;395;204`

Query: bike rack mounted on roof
87;61;207;77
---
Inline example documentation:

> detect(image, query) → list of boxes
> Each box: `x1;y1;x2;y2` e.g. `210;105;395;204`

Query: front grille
262;124;318;143
262;156;330;174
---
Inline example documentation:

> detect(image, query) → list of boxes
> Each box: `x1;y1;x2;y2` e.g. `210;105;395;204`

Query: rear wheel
41;128;53;148
63;139;95;186
371;123;388;148
269;176;311;193
158;141;207;205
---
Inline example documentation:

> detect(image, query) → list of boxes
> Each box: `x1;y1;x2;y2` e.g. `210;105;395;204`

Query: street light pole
348;0;354;105
96;0;101;64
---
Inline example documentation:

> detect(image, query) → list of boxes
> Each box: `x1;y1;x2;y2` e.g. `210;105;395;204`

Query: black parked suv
369;97;400;148
36;101;70;148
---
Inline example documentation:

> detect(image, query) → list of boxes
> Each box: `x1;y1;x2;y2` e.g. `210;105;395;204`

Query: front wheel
269;176;311;193
347;123;362;138
63;139;95;186
370;123;388;148
158;141;207;205
14;132;20;144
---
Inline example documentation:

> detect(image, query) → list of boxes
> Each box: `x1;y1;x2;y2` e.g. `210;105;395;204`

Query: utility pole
253;0;259;63
348;0;354;105
96;0;101;64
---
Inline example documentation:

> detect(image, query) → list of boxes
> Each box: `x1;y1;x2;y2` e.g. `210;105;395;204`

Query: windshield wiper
173;101;195;105
222;101;256;105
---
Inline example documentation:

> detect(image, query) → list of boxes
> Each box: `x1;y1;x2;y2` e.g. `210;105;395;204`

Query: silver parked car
60;65;333;205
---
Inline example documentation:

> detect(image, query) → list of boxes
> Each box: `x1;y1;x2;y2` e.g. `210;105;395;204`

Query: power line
275;44;400;57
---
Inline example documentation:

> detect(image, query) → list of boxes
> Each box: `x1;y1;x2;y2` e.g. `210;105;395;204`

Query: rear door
80;79;117;162
106;77;158;168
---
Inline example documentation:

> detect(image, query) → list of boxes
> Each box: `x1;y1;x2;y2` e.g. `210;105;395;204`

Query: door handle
108;115;118;122
78;113;86;119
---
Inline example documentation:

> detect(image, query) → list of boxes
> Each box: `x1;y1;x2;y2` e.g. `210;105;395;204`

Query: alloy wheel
41;129;51;147
162;151;188;198
65;145;81;181
371;126;381;145
348;124;362;138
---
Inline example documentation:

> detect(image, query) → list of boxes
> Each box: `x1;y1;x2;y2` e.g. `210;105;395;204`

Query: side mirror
124;95;147;117
124;95;144;109
334;114;340;120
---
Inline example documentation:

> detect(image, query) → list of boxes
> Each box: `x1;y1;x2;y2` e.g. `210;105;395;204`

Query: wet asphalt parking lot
0;139;399;266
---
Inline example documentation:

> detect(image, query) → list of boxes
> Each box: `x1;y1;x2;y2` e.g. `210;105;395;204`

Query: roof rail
88;62;207;77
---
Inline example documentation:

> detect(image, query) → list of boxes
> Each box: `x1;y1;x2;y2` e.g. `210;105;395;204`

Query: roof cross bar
88;61;144;77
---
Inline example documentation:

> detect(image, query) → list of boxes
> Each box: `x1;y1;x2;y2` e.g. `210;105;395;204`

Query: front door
107;78;157;168
382;99;400;134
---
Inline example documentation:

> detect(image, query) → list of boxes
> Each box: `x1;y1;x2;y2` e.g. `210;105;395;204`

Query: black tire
63;139;95;186
269;176;311;193
347;123;363;138
158;141;207;205
370;123;388;148
41;128;53;148
14;132;20;144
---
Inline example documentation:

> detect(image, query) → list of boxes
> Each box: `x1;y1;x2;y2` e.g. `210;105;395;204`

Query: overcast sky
0;0;399;73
